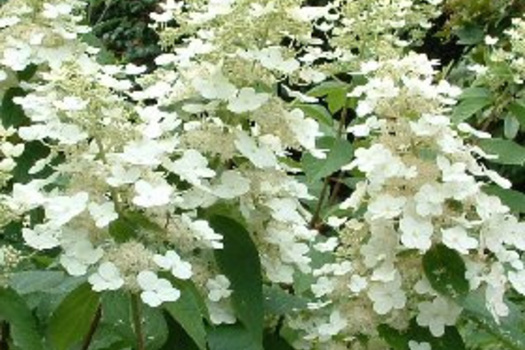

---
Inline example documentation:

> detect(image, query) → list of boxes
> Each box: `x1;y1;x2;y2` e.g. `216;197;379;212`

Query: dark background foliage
87;0;162;64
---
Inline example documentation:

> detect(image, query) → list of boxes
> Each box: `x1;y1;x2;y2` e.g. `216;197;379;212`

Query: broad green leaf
297;104;333;126
0;288;43;350
504;114;520;139
379;321;465;350
48;283;100;350
141;305;169;350
423;244;469;299
428;327;465;350
306;80;348;97
109;210;165;243
161;313;201;350
210;215;264;346
293;237;335;294
302;137;353;183
0;87;30;128
460;291;525;350
207;324;262;350
164;282;208;350
491;62;514;80
16;64;38;81
508;101;525;126
483;185;525;213
11;141;50;184
455;24;484;45
205;202;246;227
100;291;169;350
377;324;409;350
9;271;66;295
459;87;492;100
452;97;491;123
478;138;525;166
263;286;308;315
326;88;347;114
108;215;139;242
101;291;168;350
263;333;295;350
462;322;502;350
100;292;136;344
79;325;124;350
124;211;165;234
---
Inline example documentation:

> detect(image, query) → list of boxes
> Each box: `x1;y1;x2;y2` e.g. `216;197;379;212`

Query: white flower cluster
287;54;525;348
0;0;324;315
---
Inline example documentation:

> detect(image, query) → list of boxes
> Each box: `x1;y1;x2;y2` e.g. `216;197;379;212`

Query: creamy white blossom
88;262;125;292
227;87;269;113
137;271;181;307
154;250;193;280
206;275;232;302
88;202;118;228
417;297;462;337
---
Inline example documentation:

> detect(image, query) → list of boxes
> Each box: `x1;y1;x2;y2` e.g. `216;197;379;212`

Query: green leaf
16;64;38;82
504;114;520;139
9;271;66;295
164;282;208;350
306;81;348;97
207;324;262;350
379;320;465;350
491;62;514;80
263;333;295;350
483;185;525;213
47;283;100;350
11;141;50;184
262;286;308;315
421;327;465;350
460;291;525;350
100;292;136;345
141;305;169;349
455;24;484;45
100;292;169;350
377;324;409;350
109;210;165;242
124;211;165;234
108;215;140;242
210;215;264;347
302;137;353;183
452;97;492;123
161;313;201;350
0;288;43;350
326;88;347;114
0;87;30;128
459;87;492;100
478;138;525;165
297;104;333;126
423;244;469;299
508;101;525;126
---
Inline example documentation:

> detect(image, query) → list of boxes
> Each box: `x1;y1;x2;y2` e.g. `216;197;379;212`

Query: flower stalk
131;294;145;350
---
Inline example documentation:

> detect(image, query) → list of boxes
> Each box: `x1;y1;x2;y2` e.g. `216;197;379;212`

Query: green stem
309;175;331;229
309;95;349;229
95;138;122;214
94;0;115;26
131;294;145;350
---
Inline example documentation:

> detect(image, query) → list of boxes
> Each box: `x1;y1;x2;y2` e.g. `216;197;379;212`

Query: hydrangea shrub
0;0;524;349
